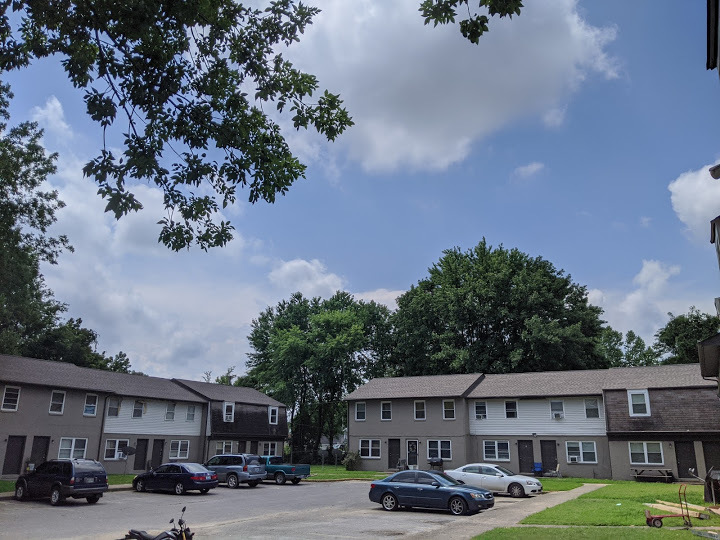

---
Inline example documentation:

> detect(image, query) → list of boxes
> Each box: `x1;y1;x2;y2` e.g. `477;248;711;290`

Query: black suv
15;459;108;505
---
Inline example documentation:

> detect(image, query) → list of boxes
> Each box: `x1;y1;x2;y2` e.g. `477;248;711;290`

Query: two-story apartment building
345;364;720;480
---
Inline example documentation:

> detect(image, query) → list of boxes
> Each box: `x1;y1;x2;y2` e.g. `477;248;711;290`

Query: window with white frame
414;400;426;420
1;386;20;411
505;401;517;419
165;403;176;421
58;438;87;459
475;401;487;419
629;442;663;465
104;439;130;460
355;402;366;421
224;402;235;422
483;440;510;461
215;441;233;455
585;398;600;419
186;405;196;422
269;406;278;425
566;441;597;463
428;440;452;460
132;400;144;418
628;390;650;416
262;442;278;456
443;400;455;420
380;401;392;421
170;440;190;459
107;397;120;417
83;394;98;416
359;439;381;458
49;390;66;415
550;400;564;419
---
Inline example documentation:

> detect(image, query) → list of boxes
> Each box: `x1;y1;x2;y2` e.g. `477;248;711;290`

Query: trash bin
428;457;443;471
705;470;720;503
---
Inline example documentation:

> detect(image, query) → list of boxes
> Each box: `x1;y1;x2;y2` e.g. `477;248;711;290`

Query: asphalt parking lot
0;480;605;539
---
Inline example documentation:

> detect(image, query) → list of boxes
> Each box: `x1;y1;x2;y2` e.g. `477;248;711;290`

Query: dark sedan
133;463;218;495
369;470;494;516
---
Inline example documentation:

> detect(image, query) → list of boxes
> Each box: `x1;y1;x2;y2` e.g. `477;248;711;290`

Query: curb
0;483;133;501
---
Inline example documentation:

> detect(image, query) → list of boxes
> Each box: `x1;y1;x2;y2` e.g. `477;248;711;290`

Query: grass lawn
539;477;610;492
479;527;694;539
0;480;14;493
306;465;387;481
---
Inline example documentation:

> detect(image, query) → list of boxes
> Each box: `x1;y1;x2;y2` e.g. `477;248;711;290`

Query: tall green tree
390;239;607;376
597;326;659;368
654;307;720;365
0;0;352;250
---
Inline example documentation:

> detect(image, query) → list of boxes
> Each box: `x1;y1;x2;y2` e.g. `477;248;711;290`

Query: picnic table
633;468;674;482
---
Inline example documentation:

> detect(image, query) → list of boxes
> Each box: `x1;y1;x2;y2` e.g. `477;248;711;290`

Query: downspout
96;394;110;461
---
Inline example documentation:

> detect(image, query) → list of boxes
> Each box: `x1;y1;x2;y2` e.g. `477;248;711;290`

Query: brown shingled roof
343;373;483;401
174;378;285;407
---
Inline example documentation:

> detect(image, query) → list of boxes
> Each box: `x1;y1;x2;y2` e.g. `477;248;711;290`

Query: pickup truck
260;456;311;485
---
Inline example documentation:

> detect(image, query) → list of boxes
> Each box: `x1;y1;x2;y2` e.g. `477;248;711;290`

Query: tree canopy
389;239;607;375
420;0;523;44
654;307;720;365
0;0;353;250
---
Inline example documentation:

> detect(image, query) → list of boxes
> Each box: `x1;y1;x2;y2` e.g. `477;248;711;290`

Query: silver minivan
204;454;266;488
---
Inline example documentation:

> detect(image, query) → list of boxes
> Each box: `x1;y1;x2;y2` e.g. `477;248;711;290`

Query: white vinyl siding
58;438;87;459
1;386;20;411
170;440;190;459
359;439;380;459
469;397;605;436
49;390;66;415
104;400;203;436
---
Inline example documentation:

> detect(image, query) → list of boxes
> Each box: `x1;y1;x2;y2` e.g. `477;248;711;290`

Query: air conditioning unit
553;412;564;419
476;414;486;420
569;456;579;463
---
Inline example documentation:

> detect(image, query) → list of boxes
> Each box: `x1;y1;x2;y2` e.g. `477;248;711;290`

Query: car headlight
525;480;540;486
470;492;484;500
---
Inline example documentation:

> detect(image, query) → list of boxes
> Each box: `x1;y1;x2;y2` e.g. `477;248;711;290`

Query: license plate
84;477;95;483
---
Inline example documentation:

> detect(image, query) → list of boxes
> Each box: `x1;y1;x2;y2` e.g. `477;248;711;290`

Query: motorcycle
124;506;194;539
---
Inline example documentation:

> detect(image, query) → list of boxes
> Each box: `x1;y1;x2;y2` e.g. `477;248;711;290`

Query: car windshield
430;472;462;486
494;465;515;476
183;463;210;473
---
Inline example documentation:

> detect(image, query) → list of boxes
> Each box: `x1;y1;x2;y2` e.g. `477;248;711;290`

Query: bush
343;451;361;471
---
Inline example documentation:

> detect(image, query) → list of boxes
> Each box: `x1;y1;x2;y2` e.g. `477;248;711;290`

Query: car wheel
200;488;210;494
291;478;301;485
274;472;286;485
50;486;63;506
14;482;26;501
174;482;185;495
248;480;260;487
227;474;239;489
508;483;525;498
135;479;146;492
449;496;468;516
86;495;100;504
381;493;398;511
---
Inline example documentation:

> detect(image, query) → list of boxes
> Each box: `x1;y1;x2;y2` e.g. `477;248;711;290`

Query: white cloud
284;0;617;173
354;288;405;311
668;163;720;242
543;106;567;127
268;258;345;298
513;161;545;179
640;216;651;228
31;96;73;140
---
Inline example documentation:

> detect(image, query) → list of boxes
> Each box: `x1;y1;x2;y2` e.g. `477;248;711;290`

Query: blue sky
7;0;720;379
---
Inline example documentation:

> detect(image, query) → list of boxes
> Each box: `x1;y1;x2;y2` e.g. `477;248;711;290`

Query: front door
150;439;165;468
518;440;534;473
134;439;149;470
675;441;697;478
389;439;400;469
29;436;50;467
2;435;26;475
540;440;557;473
407;440;419;467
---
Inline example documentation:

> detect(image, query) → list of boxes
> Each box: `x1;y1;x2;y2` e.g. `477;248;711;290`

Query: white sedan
445;463;543;498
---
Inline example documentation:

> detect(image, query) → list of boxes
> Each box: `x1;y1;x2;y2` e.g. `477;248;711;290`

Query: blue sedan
133;463;218;495
369;470;494;515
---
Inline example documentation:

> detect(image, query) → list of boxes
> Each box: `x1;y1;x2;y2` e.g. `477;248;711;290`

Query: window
443;400;455;420
269;406;278;425
1;386;20;411
483;440;510;461
83;394;98;416
566;441;597;463
628;390;650;416
428;440;452;460
224;402;234;422
414;400;426;420
186;405;196;422
475;401;487;420
49;390;66;415
391;471;416;483
505;401;517;419
132;400;144;418
550;400;564;419
170;440;190;459
629;442;663;465
104;439;130;460
215;441;233;455
355;402;366;421
359;439;380;459
107;397;120;417
262;442;278;456
58;438;87;459
585;398;600;419
381;401;392;421
165;403;176;421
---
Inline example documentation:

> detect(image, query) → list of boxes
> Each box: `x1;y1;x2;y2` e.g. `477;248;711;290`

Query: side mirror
169;518;174;525
431;481;440;488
